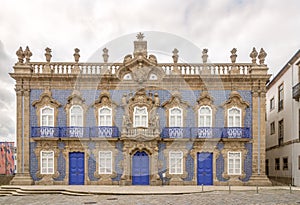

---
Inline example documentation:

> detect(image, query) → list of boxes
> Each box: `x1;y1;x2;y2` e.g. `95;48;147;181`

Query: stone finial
45;47;52;63
73;48;80;63
102;48;109;63
136;32;145;41
16;47;24;64
230;48;237;63
172;48;179;64
250;47;258;64
258;48;267;65
202;48;208;63
24;46;32;63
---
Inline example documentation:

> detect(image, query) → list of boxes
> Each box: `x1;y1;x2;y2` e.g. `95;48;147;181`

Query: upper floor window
70;105;83;126
99;107;112;126
41;151;54;174
228;152;241;175
278;119;284;146
198;106;212;127
99;151;112;174
169;151;183;174
270;121;275;135
228;107;241;127
41;106;54;126
278;84;284;112
170;107;183;127
133;106;148;127
270;97;275;111
283;157;288;170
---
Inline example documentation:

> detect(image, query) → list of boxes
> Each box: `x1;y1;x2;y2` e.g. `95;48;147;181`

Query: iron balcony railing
161;127;251;139
293;82;300;101
31;126;119;138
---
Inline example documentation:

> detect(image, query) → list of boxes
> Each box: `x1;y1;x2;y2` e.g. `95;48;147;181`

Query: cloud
0;41;15;142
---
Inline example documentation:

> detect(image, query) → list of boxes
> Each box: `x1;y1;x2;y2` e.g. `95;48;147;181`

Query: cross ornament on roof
136;32;145;41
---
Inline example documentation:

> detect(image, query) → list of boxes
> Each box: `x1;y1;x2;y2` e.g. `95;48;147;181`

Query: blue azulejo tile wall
30;89;252;133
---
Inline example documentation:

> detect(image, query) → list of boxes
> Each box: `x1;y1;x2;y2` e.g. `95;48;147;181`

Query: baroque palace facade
10;33;271;186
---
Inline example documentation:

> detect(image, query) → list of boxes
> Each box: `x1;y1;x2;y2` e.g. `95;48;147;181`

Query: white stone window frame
198;106;212;127
40;150;54;174
169;107;183;127
40;106;54;127
227;151;241;175
70;105;83;126
99;151;112;174
98;106;112;126
133;106;148;128
169;151;183;174
227;107;242;127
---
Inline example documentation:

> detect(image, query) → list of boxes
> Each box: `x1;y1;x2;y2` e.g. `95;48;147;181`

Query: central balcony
161;127;251;139
31;126;119;138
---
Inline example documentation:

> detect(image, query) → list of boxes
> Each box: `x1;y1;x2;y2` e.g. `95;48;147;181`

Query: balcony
31;126;119;138
161;127;251;139
122;127;160;140
293;82;300;101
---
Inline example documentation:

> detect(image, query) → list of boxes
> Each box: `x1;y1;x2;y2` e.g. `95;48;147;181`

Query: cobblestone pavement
1;190;300;205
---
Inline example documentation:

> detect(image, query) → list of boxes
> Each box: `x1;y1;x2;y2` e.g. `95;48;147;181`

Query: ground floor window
41;151;54;174
99;151;112;174
275;158;280;170
228;152;241;175
283;157;288;170
169;151;183;174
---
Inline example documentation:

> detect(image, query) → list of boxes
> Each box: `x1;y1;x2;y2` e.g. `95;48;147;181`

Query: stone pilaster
10;80;34;185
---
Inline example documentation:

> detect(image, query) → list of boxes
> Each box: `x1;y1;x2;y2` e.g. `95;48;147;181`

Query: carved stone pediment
93;90;117;126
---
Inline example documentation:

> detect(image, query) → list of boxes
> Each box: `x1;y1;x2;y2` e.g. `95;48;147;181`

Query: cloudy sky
0;0;299;142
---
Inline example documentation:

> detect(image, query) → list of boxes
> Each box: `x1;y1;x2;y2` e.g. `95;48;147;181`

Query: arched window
198;106;212;127
169;107;182;127
70;105;83;126
228;107;241;127
41;106;54;127
99;107;112;126
133;106;148;127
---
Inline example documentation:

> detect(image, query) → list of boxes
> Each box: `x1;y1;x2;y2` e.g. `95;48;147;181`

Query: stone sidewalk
1;185;300;195
0;186;300;205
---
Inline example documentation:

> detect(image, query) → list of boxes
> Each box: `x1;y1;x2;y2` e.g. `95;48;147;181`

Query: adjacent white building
266;50;300;186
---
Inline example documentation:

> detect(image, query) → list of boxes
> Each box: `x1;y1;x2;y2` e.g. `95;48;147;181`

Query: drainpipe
290;63;294;185
258;92;261;175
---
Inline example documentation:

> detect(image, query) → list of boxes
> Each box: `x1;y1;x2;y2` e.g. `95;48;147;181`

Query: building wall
266;52;300;186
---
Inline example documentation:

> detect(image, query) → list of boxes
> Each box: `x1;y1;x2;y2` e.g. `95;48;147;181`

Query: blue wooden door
197;152;213;185
69;152;85;185
132;151;149;185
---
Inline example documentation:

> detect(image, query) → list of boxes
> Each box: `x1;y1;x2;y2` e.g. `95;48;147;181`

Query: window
275;158;280;170
298;156;300;170
228;152;241;175
99;151;112;174
283;157;288;170
99;107;112;126
270;121;275;135
133;106;148;127
41;106;54;126
198;106;212;127
278;119;284;145
228;107;241;127
170;107;183;127
41;151;54;174
123;73;132;80
70;105;83;126
278;84;284;111
169;151;183;174
270;97;275;111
